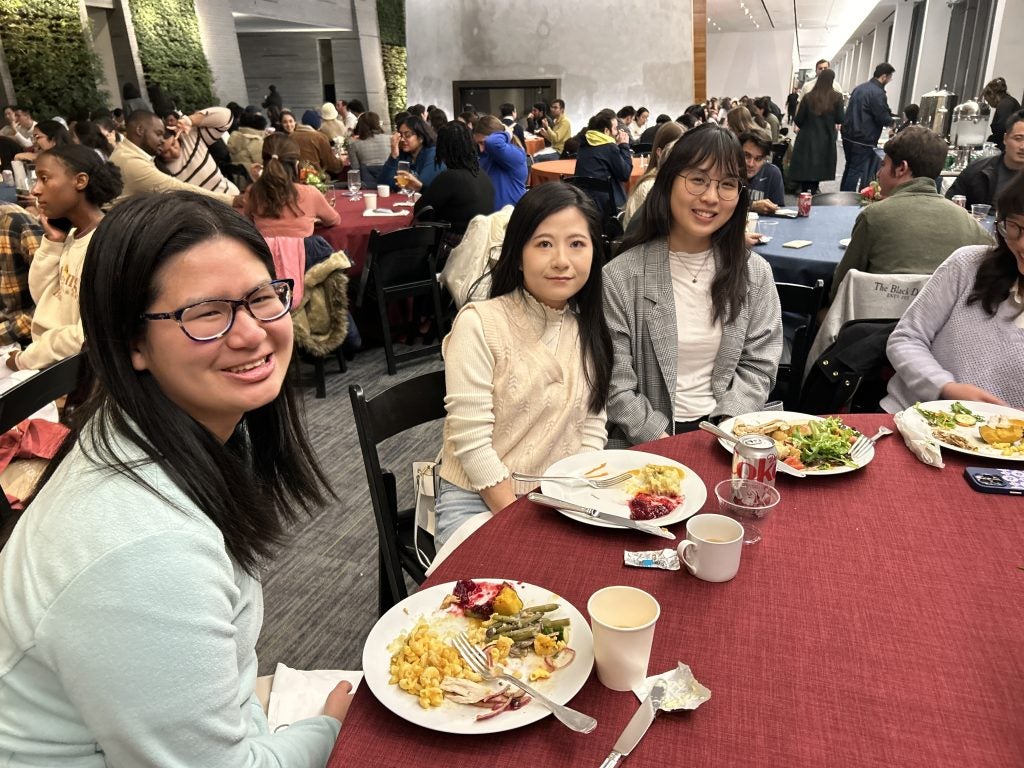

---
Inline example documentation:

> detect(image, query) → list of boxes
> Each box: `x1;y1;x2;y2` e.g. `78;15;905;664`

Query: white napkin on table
362;208;410;217
266;663;363;732
893;408;944;468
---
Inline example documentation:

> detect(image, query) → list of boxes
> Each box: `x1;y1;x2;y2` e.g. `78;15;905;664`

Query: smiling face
130;237;293;441
520;206;594;310
280;113;296;133
669;162;741;252
31;154;85;219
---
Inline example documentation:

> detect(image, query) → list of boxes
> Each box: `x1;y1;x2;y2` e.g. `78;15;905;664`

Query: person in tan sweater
436;184;613;547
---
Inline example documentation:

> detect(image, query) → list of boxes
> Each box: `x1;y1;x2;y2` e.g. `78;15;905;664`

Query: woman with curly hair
413;120;494;235
7;144;123;371
882;171;1024;411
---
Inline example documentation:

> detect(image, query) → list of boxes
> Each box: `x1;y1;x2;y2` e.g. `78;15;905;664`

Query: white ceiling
707;0;896;68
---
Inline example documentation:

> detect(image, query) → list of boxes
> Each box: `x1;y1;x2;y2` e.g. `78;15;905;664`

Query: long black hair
967;170;1024;315
399;114;436;149
36;192;331;574
434;120;479;173
619;122;751;324
489;184;612;413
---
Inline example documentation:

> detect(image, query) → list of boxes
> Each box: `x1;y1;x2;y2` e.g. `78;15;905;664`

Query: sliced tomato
783;455;806;471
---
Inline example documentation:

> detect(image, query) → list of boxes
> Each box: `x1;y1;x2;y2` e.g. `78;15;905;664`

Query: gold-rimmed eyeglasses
140;279;293;342
677;172;745;201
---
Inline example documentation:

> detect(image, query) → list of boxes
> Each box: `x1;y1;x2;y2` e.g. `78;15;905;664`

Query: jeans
840;139;881;191
434;478;491;548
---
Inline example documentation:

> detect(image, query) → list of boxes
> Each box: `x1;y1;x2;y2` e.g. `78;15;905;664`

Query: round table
524;136;546;156
327;415;1024;768
528;157;645;193
313;192;413;279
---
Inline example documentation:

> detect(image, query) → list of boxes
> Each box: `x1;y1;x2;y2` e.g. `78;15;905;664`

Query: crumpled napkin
894;408;944;468
634;662;711;710
362;208;410;217
266;663;363;732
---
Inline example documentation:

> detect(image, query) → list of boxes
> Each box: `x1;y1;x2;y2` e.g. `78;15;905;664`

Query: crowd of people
0;70;1022;765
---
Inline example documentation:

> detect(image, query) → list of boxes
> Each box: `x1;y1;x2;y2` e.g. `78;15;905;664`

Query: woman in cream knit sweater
436;184;613;546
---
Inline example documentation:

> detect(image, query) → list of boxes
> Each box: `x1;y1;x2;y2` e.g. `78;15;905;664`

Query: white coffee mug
377;184;390;198
363;193;378;211
677;514;743;582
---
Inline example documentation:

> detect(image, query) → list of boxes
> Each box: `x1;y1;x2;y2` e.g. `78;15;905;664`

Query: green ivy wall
0;0;107;119
376;0;406;120
126;0;215;112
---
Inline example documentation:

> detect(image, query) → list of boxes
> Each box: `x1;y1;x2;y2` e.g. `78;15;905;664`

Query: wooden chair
811;191;863;206
0;353;84;520
357;224;450;375
770;280;825;409
349;369;445;615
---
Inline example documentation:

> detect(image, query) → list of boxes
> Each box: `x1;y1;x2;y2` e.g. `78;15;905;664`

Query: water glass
971;203;991;222
347;170;362;198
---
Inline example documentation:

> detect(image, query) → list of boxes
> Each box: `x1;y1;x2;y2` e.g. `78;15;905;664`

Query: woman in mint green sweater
0;191;350;766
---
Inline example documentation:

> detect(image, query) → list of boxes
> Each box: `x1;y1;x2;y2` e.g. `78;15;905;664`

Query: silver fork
451;633;597;733
850;426;894;462
511;471;632;489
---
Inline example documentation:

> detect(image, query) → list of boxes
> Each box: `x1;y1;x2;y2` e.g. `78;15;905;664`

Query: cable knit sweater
881;245;1024;412
439;291;606;491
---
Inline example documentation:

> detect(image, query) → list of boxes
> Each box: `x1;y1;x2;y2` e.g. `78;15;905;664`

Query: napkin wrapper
634;662;711;711
893;409;944;468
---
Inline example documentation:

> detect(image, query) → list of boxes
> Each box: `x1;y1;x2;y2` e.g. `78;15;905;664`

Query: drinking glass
714;478;781;545
396;161;411;197
347;170;362;199
971;204;991;222
757;220;778;242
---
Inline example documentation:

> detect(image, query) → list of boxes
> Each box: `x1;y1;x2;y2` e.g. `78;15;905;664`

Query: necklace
671;250;712;283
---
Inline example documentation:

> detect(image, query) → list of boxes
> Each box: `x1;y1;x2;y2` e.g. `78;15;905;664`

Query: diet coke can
798;192;812;217
952;195;967;208
731;435;777;487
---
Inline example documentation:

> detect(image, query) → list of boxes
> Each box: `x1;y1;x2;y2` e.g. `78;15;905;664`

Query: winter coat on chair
292;250;351;357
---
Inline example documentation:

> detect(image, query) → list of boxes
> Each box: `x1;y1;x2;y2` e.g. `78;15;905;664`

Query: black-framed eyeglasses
997;219;1023;242
140;279;294;342
678;172;745;201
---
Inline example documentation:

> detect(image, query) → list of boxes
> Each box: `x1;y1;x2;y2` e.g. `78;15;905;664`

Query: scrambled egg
626;464;685;496
388;618;481;709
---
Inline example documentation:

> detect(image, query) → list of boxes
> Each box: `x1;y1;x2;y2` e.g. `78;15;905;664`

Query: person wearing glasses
0;191;352;764
603;123;782;446
378;114;445;192
881;172;1024;412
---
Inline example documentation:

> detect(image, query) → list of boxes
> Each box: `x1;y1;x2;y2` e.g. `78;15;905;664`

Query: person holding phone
6;144;122;371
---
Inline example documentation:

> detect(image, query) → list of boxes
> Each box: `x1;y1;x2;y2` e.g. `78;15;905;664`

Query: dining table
313;190;414;279
524;136;546;156
752;204;862;290
326;414;1024;768
528;157;645;193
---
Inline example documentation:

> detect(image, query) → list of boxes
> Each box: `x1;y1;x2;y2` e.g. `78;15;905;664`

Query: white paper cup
377;184;390;198
677;514;744;582
587;586;660;691
746;212;759;232
363;193;378;211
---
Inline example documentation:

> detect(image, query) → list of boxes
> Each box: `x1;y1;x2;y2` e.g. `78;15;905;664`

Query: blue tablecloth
752;205;861;289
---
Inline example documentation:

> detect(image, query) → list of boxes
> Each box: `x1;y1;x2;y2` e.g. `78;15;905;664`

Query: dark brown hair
967;171;1024;315
246;133;302;219
883;125;947;179
805;69;841;116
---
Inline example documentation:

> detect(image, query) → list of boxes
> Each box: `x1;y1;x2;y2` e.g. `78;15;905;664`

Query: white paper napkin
362;208;410;217
893;408;944;468
266;663;363;732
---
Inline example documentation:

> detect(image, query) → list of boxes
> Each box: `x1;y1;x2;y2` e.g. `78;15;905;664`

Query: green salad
788;417;859;469
913;401;984;428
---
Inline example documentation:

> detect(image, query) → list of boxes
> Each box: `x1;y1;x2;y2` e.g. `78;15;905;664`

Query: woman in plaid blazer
603;124;782;447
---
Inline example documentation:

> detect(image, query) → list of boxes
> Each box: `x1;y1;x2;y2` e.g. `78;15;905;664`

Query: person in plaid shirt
0;202;39;346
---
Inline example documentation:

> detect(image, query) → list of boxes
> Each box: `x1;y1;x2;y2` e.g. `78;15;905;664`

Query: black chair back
771;280;825;409
811;191;862;206
360;164;385;187
0;353;85;519
632;142;653;155
349;370;446;615
359;225;450;375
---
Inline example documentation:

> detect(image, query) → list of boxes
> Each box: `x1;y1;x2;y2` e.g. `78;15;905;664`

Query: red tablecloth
528;157;645;192
327;415;1024;768
313;193;413;278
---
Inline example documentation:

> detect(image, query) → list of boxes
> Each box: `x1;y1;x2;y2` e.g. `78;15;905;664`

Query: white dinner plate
716;411;872;476
904;401;1024;462
362;580;593;734
540;449;707;528
839;238;851;248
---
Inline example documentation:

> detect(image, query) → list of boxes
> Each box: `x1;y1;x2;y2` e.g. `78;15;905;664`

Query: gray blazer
602;238;782;447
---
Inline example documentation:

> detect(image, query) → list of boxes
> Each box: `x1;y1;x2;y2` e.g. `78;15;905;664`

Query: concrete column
194;0;249;105
351;0;390;127
984;0;1024;101
887;0;917;108
913;0;953;98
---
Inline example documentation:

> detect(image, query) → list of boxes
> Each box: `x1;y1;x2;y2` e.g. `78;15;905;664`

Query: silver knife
527;492;676;539
599;679;668;767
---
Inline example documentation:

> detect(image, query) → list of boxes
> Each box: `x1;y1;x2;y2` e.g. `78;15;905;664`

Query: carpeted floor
256;344;444;675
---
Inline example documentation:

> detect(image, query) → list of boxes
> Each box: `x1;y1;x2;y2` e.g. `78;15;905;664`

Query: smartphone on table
964;467;1024;495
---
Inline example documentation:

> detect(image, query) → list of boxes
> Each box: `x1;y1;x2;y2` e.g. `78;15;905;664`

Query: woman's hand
38;211;67;244
744;231;762;248
398;171;423;192
389;132;401;158
323;680;354;723
5;351;19;371
939;382;1008;406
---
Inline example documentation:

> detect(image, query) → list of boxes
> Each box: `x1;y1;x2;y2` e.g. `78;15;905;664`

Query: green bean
521;603;560;614
541;618;570;630
503;623;543;641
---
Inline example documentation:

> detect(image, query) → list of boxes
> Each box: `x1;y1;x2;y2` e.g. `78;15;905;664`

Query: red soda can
798;192;812;217
731;435;777;487
952;195;967;208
